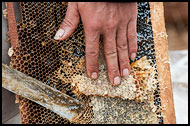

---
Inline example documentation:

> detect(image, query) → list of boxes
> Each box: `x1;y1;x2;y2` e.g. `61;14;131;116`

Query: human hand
54;2;137;86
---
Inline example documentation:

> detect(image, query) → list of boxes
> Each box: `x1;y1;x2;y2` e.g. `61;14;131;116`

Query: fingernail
114;76;120;85
131;53;136;60
123;68;129;77
54;29;64;40
91;72;98;79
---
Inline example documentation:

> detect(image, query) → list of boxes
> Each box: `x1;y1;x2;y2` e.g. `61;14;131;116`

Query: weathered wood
2;64;84;121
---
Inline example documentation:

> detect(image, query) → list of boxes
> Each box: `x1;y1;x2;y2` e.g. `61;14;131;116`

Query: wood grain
149;2;176;124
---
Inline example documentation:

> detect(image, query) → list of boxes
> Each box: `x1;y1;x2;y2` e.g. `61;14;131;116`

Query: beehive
6;2;175;124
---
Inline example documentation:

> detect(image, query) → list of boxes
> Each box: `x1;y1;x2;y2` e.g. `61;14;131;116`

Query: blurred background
164;2;188;50
164;2;188;124
2;2;188;124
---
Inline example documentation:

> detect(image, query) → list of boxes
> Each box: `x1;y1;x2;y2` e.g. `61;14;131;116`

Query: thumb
54;3;80;40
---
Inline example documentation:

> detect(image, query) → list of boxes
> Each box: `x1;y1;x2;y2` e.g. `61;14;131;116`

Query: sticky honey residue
72;50;157;102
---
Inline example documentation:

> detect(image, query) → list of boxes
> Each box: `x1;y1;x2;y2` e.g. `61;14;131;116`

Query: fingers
116;27;130;78
103;29;121;86
85;29;100;80
127;19;137;60
54;2;80;40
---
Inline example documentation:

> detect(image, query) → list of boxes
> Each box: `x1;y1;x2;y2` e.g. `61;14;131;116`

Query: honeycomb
8;2;163;124
72;54;157;102
90;96;159;124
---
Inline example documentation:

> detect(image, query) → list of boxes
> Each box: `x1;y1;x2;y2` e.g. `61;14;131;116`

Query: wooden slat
6;2;18;48
149;2;176;124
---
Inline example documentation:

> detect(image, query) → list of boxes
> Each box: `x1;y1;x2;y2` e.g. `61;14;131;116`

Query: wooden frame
5;2;176;124
149;2;176;124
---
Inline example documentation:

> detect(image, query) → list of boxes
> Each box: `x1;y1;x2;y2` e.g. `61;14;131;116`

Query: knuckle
117;42;128;52
104;49;117;56
86;64;98;71
119;22;128;29
128;32;137;41
106;22;117;29
88;22;101;31
86;49;99;57
129;43;137;53
120;59;130;67
108;67;119;75
62;18;74;28
129;47;137;53
131;14;137;20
